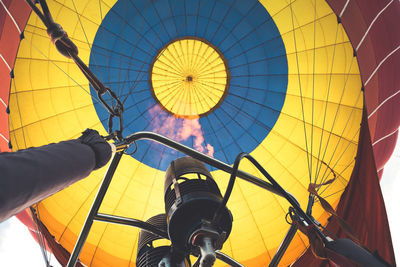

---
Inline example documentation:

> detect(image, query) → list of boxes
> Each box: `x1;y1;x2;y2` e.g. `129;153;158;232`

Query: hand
78;129;112;170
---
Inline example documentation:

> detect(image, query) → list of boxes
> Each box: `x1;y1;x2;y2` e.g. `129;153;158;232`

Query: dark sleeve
0;139;101;222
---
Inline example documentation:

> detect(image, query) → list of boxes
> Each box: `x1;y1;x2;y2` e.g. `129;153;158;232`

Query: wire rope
289;0;313;187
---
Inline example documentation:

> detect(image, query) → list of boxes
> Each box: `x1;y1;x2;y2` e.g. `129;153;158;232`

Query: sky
0;217;61;267
0;135;399;266
380;135;400;263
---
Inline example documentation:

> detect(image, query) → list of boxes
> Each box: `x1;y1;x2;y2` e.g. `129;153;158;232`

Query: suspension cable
25;0;124;139
30;206;52;267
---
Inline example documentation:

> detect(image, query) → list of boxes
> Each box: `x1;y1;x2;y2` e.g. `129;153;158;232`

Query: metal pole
67;151;123;267
269;224;298;267
306;194;315;215
90;216;245;267
124;132;282;196
216;252;244;267
67;132;310;266
124;132;304;212
123;132;312;264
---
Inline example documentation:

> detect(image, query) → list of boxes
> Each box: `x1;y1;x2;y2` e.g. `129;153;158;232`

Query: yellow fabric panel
8;0;363;266
151;38;228;118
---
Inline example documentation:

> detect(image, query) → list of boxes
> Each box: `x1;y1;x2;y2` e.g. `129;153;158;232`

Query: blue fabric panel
89;0;288;170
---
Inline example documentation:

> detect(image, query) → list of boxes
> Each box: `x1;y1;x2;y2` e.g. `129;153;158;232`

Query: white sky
380;135;400;263
0;135;399;266
0;217;61;267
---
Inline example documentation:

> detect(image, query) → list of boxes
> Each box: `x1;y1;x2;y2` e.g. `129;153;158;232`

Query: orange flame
149;105;214;157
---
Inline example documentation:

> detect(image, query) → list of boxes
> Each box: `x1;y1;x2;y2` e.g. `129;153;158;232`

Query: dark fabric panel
325;0;347;15
374;129;398;173
365;68;380;141
0;139;96;222
371;53;400;135
358;2;400;64
0;0;12;37
338;0;369;48
368;50;400;171
327;0;400;173
332;0;391;48
363;2;400;169
293;108;396;266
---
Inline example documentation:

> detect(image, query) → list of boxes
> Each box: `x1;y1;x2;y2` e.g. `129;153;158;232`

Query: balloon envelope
1;0;398;266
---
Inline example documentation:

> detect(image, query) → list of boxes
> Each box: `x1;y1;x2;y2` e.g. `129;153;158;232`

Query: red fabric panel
0;140;8;152
368;51;400;129
328;0;391;49
326;0;347;14
345;0;400;136
0;68;9;153
359;4;400;67
327;0;400;176
0;56;10;153
0;61;10;101
0;6;19;151
16;209;36;233
293;109;395;266
363;1;400;171
0;1;31;153
373;129;398;173
0;0;13;35
7;1;31;31
0;1;31;64
0;110;9;152
361;1;400;140
368;51;400;171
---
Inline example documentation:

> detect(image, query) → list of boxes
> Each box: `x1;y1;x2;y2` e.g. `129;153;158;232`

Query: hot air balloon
0;0;399;266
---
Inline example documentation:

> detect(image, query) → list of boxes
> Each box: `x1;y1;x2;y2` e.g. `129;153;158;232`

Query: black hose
212;152;247;225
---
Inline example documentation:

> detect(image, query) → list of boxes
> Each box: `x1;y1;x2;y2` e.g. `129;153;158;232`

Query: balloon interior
2;0;397;266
